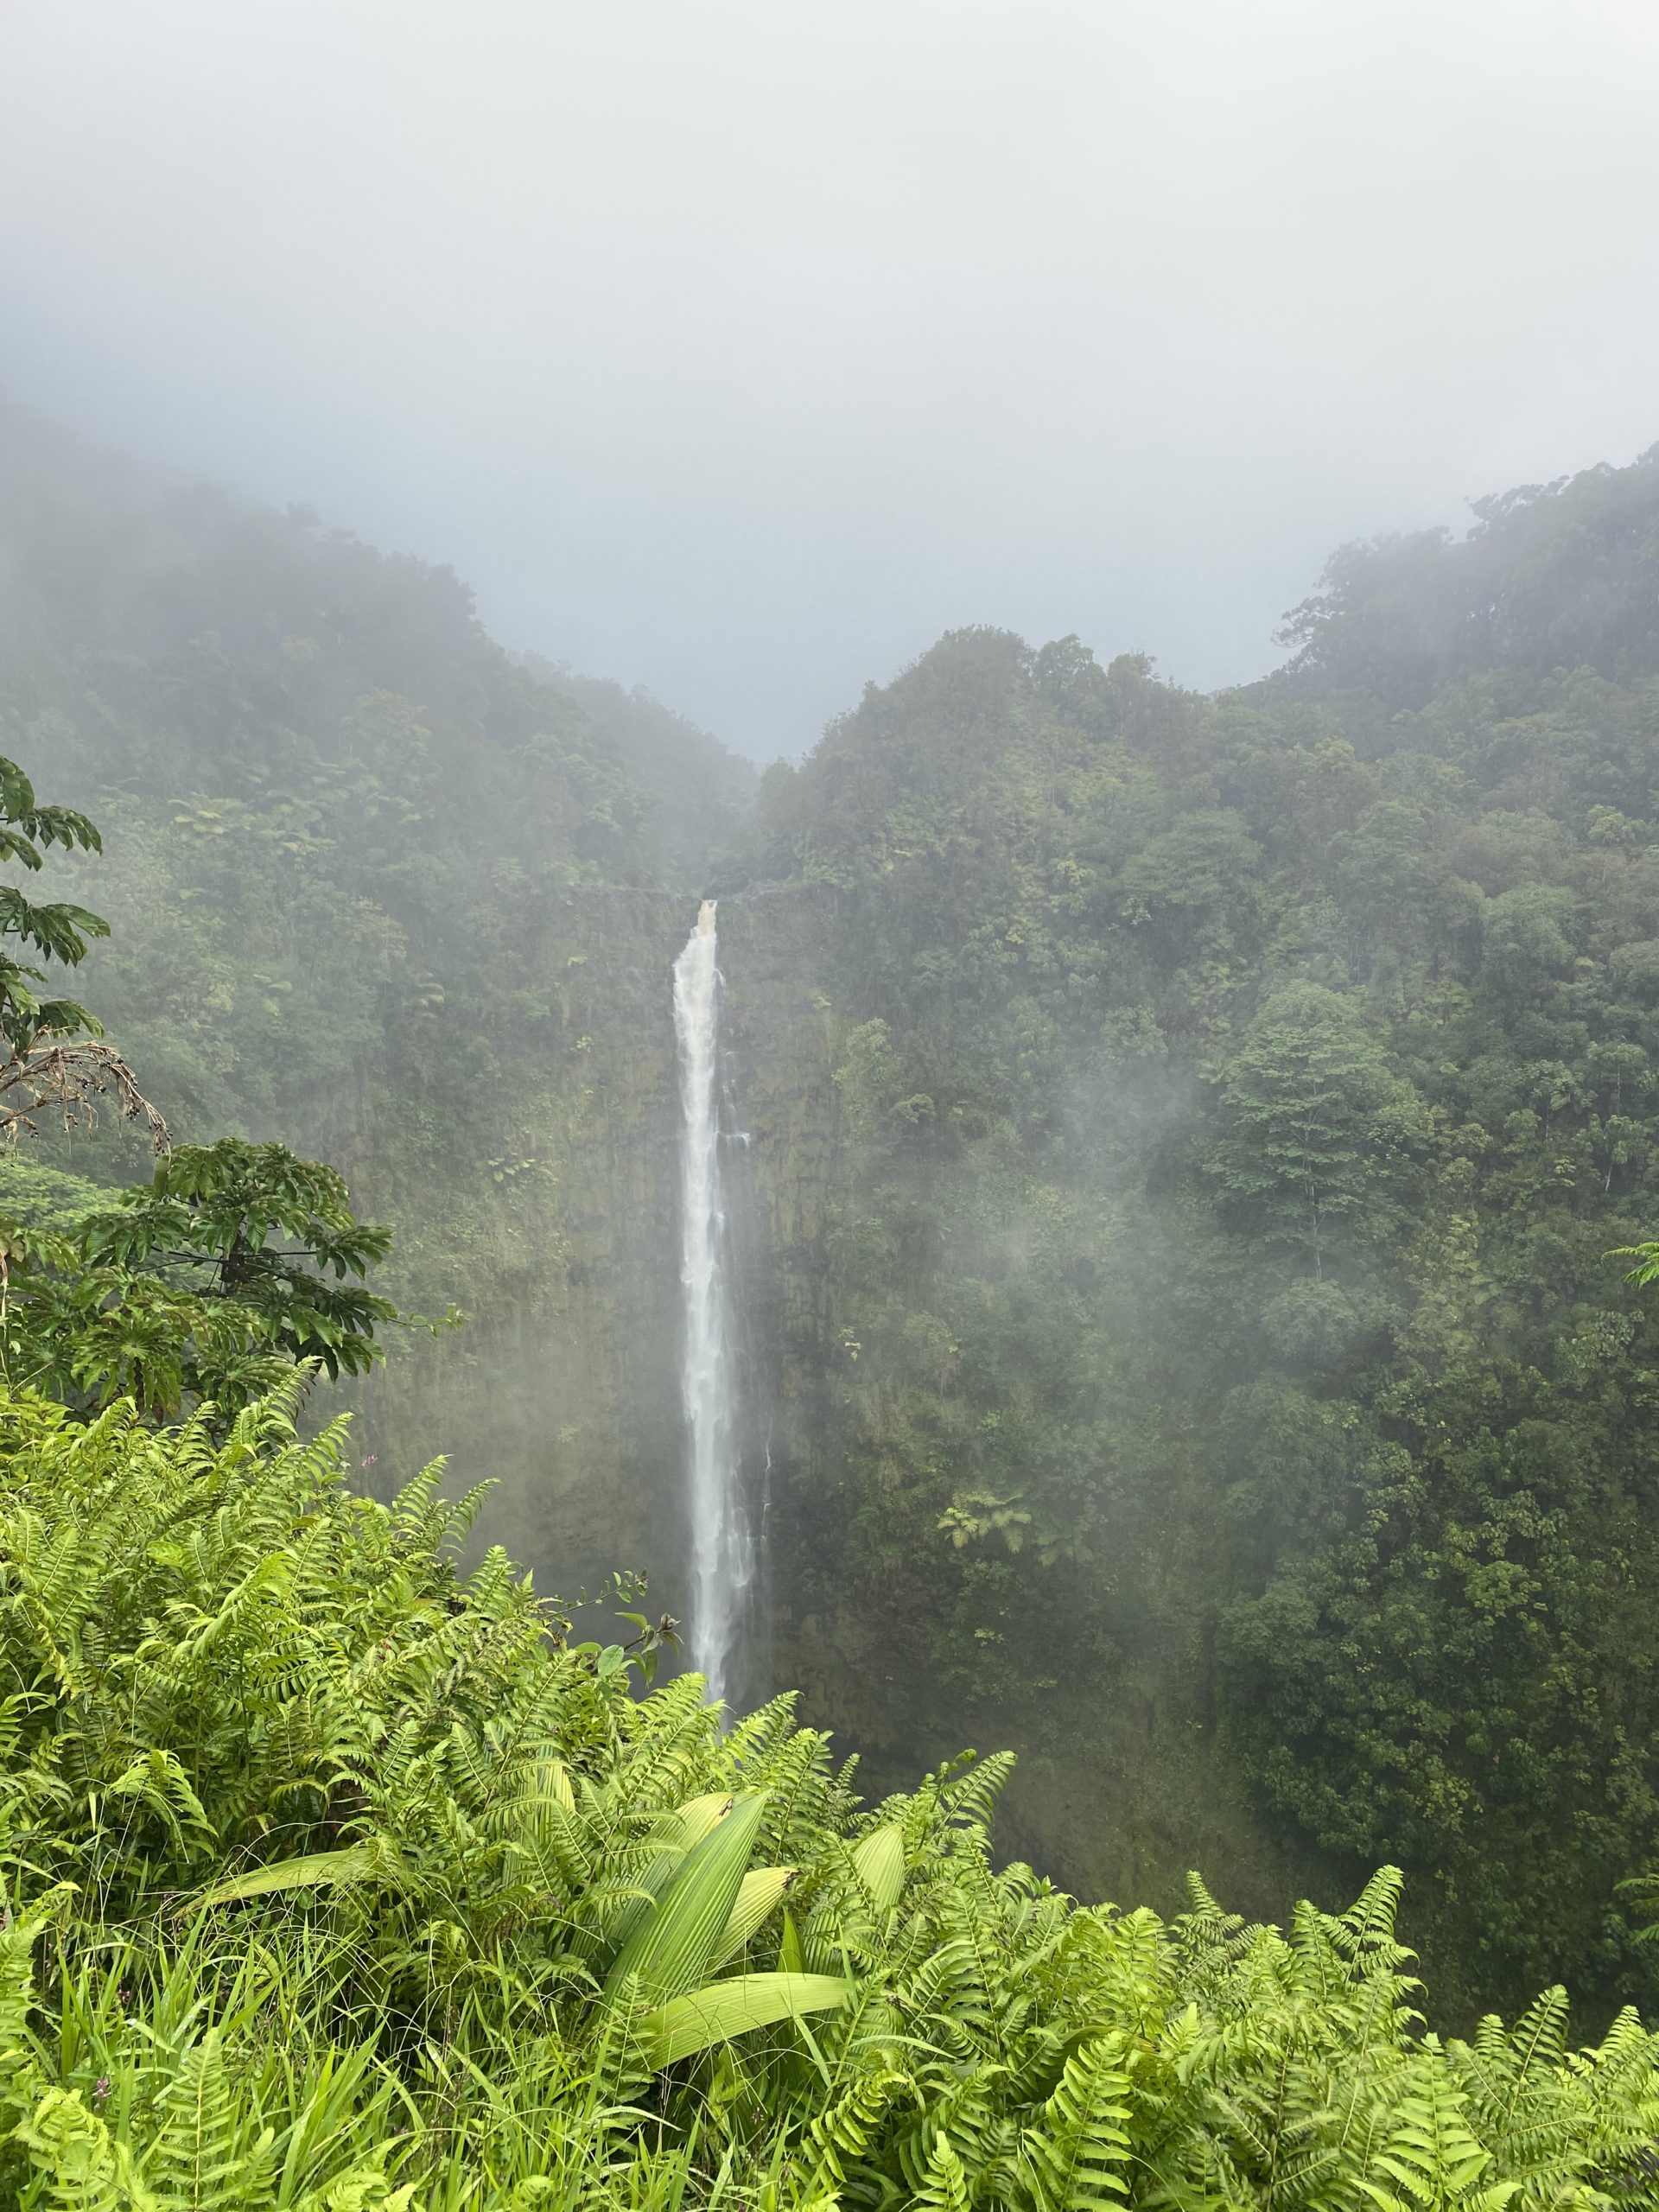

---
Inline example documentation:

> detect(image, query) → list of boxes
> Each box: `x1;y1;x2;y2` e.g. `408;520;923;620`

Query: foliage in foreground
0;1386;1655;2209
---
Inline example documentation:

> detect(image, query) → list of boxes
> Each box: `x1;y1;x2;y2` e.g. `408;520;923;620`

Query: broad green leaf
640;1972;855;2068
674;1791;734;1848
779;1908;805;1974
605;1792;766;2005
708;1865;798;1972
195;1845;384;1909
602;1832;690;1952
852;1823;906;1913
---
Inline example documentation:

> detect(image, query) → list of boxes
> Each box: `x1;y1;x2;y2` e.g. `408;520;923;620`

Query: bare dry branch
0;1041;171;1152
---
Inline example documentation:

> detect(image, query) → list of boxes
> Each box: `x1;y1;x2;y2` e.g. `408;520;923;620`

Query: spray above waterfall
671;899;750;1704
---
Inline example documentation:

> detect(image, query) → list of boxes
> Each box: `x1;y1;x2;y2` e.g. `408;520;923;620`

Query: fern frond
1020;2034;1132;2212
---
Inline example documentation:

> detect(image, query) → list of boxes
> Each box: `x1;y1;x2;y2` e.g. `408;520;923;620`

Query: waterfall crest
671;899;749;1703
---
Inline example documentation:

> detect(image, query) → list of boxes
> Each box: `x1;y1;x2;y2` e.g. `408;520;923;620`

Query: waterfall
671;899;749;1703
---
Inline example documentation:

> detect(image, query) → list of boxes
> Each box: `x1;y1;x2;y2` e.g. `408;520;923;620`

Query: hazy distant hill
0;400;754;879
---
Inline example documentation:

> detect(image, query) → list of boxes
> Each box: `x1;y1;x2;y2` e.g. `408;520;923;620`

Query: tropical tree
1207;982;1400;1273
0;1138;399;1416
0;752;166;1147
0;758;401;1417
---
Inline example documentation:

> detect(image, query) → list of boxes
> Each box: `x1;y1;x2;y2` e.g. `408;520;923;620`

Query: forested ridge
734;449;1659;2016
5;404;1659;2199
0;400;752;1557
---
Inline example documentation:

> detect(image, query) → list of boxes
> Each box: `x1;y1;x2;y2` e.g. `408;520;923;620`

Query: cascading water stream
671;899;750;1703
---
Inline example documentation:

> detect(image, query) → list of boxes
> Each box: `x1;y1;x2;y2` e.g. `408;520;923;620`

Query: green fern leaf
1021;2035;1132;2212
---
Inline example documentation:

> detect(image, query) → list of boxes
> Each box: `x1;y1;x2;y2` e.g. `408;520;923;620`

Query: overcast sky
3;1;1657;759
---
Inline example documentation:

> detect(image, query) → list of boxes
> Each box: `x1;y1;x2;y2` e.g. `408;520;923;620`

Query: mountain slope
731;453;1659;2019
0;402;751;1588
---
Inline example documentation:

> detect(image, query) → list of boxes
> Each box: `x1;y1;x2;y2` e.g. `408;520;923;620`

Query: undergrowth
0;1377;1653;2209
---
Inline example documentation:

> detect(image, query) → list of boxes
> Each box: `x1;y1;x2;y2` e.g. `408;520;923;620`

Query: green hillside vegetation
0;1380;1653;2207
0;398;752;1328
0;764;1639;2209
9;402;1659;2031
734;452;1659;2016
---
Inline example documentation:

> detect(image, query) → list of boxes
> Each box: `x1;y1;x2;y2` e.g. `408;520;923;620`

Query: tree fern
1363;2069;1506;2212
794;2066;905;2201
10;2084;146;2212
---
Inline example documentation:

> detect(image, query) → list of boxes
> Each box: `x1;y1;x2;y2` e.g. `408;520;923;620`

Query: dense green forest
0;745;1649;2207
719;454;1659;2018
9;400;1659;2080
0;400;752;1577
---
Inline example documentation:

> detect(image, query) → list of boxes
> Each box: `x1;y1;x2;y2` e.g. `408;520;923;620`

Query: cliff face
356;883;853;1662
353;887;692;1608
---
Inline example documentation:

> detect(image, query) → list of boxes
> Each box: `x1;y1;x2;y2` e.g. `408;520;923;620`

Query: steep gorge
10;404;1659;2020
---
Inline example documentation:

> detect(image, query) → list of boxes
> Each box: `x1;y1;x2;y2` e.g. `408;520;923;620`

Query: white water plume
671;899;749;1704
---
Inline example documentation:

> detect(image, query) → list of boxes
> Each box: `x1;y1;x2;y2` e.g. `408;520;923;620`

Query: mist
12;2;1659;2171
5;0;1659;754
